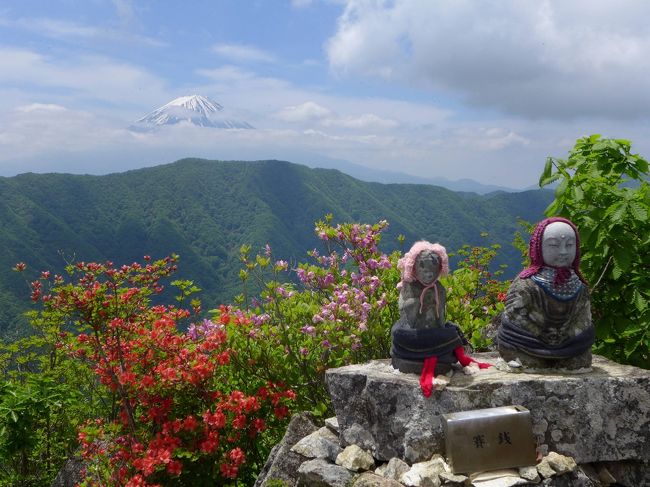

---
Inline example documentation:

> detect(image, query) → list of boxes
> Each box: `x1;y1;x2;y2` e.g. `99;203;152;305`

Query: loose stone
335;444;375;472
297;458;353;487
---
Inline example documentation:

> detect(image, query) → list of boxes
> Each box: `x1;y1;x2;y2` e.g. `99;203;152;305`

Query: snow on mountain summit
132;95;253;130
164;95;224;114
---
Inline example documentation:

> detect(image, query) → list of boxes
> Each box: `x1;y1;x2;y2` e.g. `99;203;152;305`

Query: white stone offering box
443;405;536;474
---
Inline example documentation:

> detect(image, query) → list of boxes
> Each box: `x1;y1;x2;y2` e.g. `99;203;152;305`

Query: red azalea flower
166;459;182;476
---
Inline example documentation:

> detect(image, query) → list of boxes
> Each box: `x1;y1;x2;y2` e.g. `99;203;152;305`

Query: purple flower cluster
240;219;397;361
187;319;223;340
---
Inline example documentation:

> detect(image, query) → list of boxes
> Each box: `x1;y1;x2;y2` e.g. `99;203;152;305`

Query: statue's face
542;221;577;268
415;251;441;284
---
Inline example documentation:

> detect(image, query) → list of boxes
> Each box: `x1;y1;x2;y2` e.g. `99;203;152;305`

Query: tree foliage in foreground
540;135;650;368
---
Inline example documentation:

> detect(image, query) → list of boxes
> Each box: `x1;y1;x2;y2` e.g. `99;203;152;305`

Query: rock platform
325;353;650;465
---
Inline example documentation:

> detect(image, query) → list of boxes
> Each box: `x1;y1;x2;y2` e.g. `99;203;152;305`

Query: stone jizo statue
391;241;490;396
497;217;595;369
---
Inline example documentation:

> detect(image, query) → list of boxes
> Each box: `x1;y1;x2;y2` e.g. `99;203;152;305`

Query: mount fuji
131;95;254;131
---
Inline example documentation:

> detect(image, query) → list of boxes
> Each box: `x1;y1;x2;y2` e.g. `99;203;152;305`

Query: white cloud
212;43;276;63
0;47;169;108
275;101;332;122
196;65;257;83
196;65;289;94
15;103;67;113
323;113;398;130
437;126;531;152
0;104;125;158
1;16;165;47
326;0;650;119
275;101;399;130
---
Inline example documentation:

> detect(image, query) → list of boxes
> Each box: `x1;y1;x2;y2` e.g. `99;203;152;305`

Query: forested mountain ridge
0;158;553;338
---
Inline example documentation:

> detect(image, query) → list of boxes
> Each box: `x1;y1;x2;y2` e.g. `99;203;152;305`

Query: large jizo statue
391;241;490;396
497;217;595;370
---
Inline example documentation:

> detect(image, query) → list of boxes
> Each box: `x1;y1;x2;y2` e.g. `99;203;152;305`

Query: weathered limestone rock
469;469;529;487
537;458;557;479
255;412;318;487
438;470;468;484
325;416;340;434
352;472;404;487
545;452;577;475
291;426;341;462
381;457;410;482
518;465;541;483
335;444;375;472
325;354;650;464
400;456;448;487
375;463;388;477
297;458;354;487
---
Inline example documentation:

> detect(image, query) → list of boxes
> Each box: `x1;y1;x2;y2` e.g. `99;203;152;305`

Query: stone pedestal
325;353;650;465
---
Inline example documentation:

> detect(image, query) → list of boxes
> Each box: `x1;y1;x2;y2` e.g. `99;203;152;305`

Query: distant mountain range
0;158;553;339
307;157;521;194
130;95;254;131
127;95;523;194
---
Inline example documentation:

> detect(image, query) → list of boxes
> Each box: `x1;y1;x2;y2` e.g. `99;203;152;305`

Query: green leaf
540;172;561;188
256;255;270;267
310;401;328;417
571;185;584;201
633;289;648;312
607;202;627;224
621;324;643;338
588;134;602;143
592;141;608;151
635;158;649;173
555;178;569;198
613;249;631;274
628;201;648;222
624;339;640;358
545;200;560;216
539;158;553;186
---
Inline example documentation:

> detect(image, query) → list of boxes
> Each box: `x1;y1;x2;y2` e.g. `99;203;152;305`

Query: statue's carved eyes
546;240;575;248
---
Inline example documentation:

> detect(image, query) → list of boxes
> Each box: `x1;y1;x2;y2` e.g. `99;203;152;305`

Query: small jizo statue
391;241;490;396
497;217;595;370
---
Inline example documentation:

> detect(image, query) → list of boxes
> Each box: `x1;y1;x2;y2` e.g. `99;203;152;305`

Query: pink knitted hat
519;217;587;284
397;240;449;288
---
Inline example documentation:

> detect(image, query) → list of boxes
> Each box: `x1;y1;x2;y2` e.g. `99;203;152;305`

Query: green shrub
442;241;509;350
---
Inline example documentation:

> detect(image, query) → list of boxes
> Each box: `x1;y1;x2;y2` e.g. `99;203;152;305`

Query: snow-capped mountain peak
132;95;253;130
161;95;223;115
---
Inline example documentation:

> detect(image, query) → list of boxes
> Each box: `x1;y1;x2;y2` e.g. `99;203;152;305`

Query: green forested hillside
0;158;552;338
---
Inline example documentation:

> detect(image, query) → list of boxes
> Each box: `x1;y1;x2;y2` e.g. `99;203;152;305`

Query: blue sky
1;0;650;188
